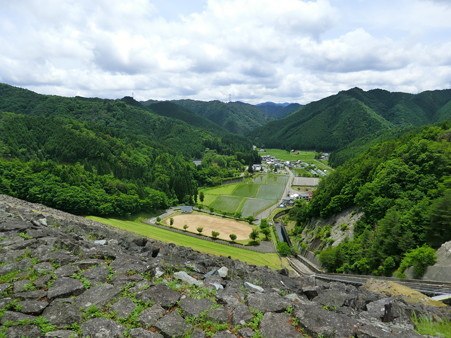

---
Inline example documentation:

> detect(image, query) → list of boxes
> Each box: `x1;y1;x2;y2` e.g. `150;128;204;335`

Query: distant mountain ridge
251;87;451;156
255;102;302;119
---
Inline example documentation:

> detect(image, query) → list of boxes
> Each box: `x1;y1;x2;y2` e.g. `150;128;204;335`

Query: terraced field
200;174;288;217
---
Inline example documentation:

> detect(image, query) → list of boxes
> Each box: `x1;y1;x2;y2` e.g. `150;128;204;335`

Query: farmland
200;174;288;217
86;216;284;269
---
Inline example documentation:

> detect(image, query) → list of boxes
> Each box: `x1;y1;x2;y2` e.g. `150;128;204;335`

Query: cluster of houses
254;155;328;177
280;192;313;207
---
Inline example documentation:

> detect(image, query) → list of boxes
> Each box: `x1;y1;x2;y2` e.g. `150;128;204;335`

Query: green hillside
251;87;451;155
170;99;273;135
292;122;451;276
0;84;259;216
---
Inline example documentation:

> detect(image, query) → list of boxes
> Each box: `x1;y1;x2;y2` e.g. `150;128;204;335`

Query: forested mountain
251;88;451;156
255;102;302;119
168;99;273;135
141;101;229;136
0;84;259;216
292;122;451;276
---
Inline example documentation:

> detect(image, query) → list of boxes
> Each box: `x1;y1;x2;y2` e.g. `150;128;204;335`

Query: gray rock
237;327;255;337
6;324;42;338
129;328;163;337
294;304;359;337
206;306;229;323
174;270;204;286
110;255;151;274
0;311;36;324
43;303;82;328
75;284;120;309
110;297;136;319
231;303;253;325
94;239;107;245
13;279;33;293
179;297;214;317
81;317;125;337
302;286;320;300
81;264;110;283
313;289;348;308
15;290;47;300
33;261;54;273
136;284;181;308
191;328;207;338
260;312;300;337
45;330;79;337
42;249;77;265
48;277;84;300
34;274;52;288
0;282;11;294
244;281;264;292
128;280;152;293
217;267;228;278
0;220;29;231
155;311;191;337
54;264;80;277
17;300;48;315
74;259;104;269
247;292;290;313
212;331;235;337
137;304;165;327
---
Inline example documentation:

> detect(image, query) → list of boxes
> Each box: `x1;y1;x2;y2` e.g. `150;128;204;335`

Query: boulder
260;312;300;337
137;304;165;327
75;284;121;309
47;277;84;300
110;297;136;319
129;328;164;337
136;284;181;308
174;270;204;287
81;317;125;337
247;292;291;313
43;302;82;328
155;311;191;337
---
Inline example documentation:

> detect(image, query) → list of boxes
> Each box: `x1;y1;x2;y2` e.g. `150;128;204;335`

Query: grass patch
413;314;451;336
86;216;282;269
233;183;260;198
257;184;285;200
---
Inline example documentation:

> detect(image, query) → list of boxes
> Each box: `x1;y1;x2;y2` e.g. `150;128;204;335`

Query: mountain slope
251;88;451;153
293;122;451;276
170;99;272;135
142;101;229;136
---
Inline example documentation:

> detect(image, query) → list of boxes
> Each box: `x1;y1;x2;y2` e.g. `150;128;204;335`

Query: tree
199;191;205;203
197;227;203;234
229;233;237;242
249;229;259;241
211;231;220;239
170;218;174;226
396;245;437;279
183;224;189;231
261;227;271;241
277;242;295;256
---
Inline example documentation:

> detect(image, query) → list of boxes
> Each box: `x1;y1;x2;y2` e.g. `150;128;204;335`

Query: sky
1;0;450;104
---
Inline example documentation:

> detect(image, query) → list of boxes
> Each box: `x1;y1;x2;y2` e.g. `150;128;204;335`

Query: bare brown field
167;214;253;241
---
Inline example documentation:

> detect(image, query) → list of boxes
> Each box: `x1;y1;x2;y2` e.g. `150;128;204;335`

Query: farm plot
241;198;276;218
211;195;243;214
169;214;252;241
200;174;288;216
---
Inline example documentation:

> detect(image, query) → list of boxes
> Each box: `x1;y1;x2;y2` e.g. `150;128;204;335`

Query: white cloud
0;0;450;104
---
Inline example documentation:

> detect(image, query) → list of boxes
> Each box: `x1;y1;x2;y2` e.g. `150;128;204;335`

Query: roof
180;206;193;213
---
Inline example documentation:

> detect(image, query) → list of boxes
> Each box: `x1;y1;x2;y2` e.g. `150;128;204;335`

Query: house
252;164;262;171
180;206;193;213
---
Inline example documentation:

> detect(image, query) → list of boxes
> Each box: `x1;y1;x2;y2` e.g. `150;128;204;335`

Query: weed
322;305;336;311
247;309;264;330
412;313;451;336
18;232;32;240
285;305;294;315
71;272;91;289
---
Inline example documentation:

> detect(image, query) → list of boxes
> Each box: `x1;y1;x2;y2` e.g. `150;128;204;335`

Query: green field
87;216;283;269
262;149;317;161
200;174;287;216
241;198;276;217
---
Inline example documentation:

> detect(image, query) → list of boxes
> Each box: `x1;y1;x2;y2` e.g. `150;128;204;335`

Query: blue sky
0;0;450;104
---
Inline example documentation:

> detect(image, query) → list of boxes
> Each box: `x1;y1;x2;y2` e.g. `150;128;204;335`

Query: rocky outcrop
422;241;451;282
0;195;449;337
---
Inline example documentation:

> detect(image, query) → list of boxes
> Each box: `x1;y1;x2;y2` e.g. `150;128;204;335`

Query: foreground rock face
0;195;449;337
